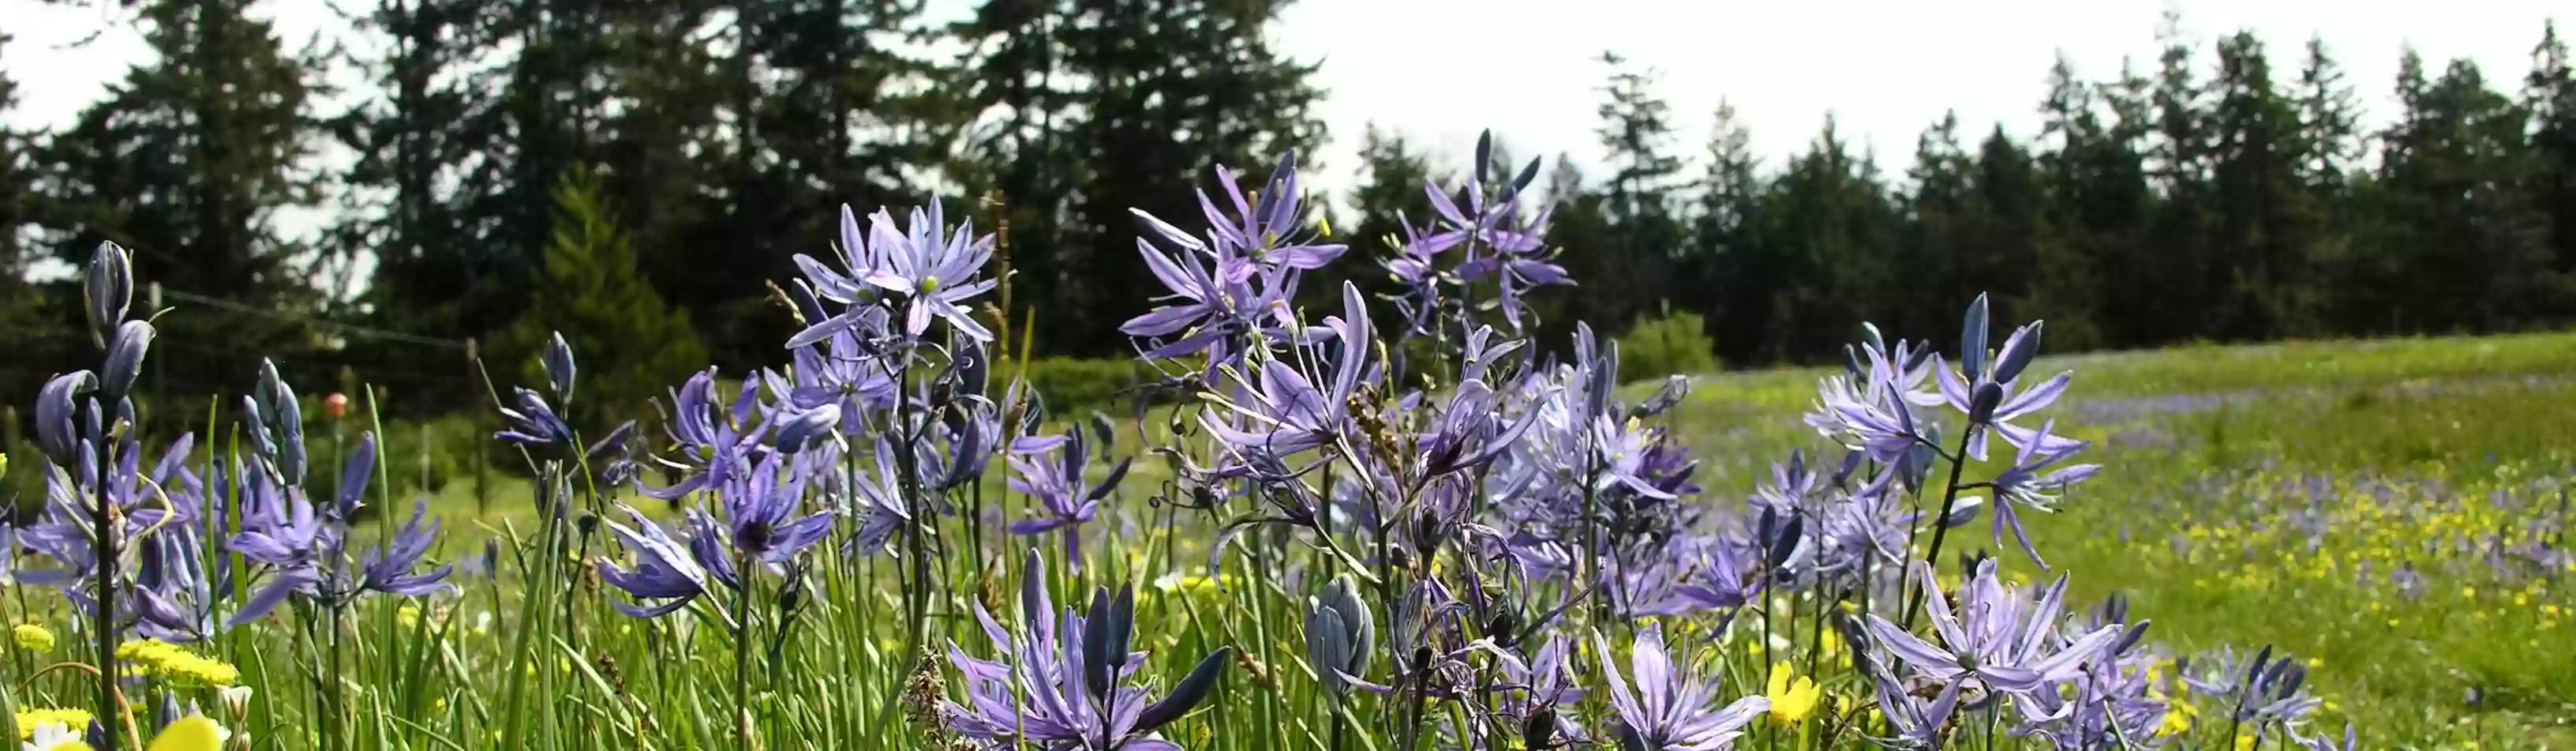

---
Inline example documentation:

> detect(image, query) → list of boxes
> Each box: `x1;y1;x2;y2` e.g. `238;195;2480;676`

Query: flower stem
1903;424;1980;629
735;546;753;751
89;417;118;751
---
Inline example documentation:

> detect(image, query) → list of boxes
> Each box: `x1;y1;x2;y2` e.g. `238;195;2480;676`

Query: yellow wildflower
144;715;227;751
14;624;55;654
2235;734;2256;751
1764;662;1820;727
397;604;422;629
117;639;241;687
2156;700;2197;738
16;709;94;740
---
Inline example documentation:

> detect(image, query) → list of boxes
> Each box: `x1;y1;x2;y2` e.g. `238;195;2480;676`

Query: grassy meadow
362;331;2576;749
8;328;2573;751
1654;332;2576;748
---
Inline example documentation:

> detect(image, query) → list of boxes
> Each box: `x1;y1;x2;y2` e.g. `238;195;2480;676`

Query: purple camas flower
1418;377;1541;479
841;438;916;556
495;386;575;452
1672;534;1764;614
1200;282;1373;462
711;452;834;566
597;505;721;618
796;205;884;307
1376;133;1571;337
17;430;229;640
788;327;897;417
2183;645;2322;729
1864;559;2122;698
360;499;454;598
2300;724;2359;751
1122;216;1279;359
2009;637;2169;750
1911;297;2078;460
1411;152;1566;332
1122;153;1339;364
1868;658;1963;749
1590;416;1676;501
1450;201;1568;332
228;431;450;625
943;552;1230;751
644;370;765;501
1811;492;1909;581
1493;633;1589;746
1922;361;2079;460
1750;451;1822;517
603;452;829;618
1807;370;1923;469
1006;427;1131;568
1192;152;1344;280
1594;622;1769;751
796;203;997;344
871;204;998;341
1986;419;2102;567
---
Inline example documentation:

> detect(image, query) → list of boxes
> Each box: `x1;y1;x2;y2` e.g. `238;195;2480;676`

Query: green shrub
1616;307;1720;384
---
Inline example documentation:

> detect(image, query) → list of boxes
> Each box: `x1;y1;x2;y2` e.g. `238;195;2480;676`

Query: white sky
3;0;2566;218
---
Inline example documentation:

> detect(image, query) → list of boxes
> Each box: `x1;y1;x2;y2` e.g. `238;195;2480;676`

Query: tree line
1;2;2571;424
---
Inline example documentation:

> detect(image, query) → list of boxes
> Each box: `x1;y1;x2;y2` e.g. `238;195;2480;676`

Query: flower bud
36;371;96;467
1087;410;1116;452
542;332;577;404
1486;607;1523;648
1959;293;1990;380
1990;321;2042;385
1940;495;1985;528
100;320;155;402
1303;575;1375;697
239;395;276;458
1968;381;2005;425
217;685;253;722
85;242;131;347
1523;708;1558;750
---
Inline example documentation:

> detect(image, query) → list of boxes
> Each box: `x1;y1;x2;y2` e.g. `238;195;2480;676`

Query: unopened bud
1968;382;2004;425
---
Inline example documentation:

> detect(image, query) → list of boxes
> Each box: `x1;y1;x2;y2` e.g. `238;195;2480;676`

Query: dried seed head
902;645;950;745
594;653;627;695
1234;650;1275;689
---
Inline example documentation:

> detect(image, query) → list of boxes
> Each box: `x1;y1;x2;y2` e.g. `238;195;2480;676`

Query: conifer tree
511;167;709;433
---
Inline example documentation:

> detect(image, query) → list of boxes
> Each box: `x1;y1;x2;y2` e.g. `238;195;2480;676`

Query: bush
1616;307;1719;384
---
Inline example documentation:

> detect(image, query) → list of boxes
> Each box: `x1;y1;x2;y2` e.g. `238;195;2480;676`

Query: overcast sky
4;0;2565;208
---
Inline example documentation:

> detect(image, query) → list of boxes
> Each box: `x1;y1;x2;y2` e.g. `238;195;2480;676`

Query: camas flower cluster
554;134;2351;751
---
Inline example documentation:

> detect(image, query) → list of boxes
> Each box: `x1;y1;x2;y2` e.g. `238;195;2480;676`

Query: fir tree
510;167;709;433
30;0;324;400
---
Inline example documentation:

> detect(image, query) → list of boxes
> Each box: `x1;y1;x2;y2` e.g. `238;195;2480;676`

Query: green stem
89;417;118;751
735;546;753;751
1902;424;1980;629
